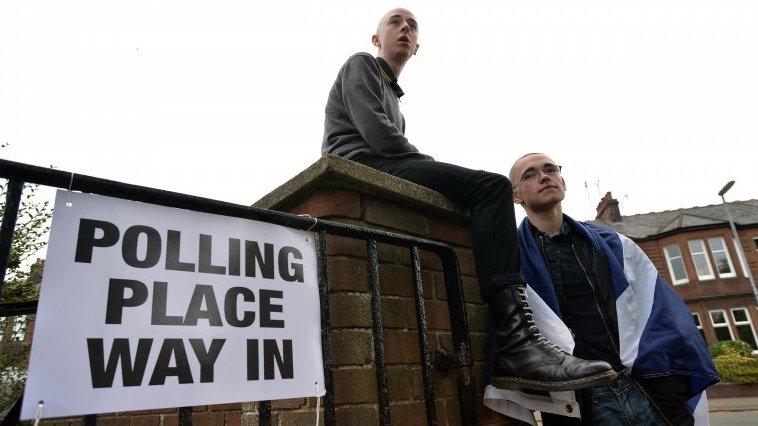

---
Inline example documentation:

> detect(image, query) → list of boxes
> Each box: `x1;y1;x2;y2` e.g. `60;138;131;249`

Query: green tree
0;181;52;412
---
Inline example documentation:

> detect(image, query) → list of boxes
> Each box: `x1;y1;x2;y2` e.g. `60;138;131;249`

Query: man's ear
561;177;567;191
371;34;381;48
414;43;420;55
513;187;523;205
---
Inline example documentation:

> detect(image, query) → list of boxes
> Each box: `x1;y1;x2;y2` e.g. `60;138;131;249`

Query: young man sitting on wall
321;8;617;393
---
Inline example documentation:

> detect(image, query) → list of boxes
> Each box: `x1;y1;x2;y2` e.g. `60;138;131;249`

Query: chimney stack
596;192;622;222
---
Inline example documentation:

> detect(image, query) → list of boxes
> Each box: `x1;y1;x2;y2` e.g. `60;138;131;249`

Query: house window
692;313;707;343
708;237;737;278
688;239;715;280
10;315;27;342
731;308;758;350
710;310;735;342
753;237;758;251
664;243;689;284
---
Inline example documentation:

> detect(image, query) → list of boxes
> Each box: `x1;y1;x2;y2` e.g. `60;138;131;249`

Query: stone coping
254;155;468;221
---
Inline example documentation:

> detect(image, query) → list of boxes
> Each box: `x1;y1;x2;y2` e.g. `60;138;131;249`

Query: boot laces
516;287;566;355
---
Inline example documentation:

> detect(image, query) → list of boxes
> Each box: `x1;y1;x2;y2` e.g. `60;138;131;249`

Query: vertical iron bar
3;394;24;425
439;249;478;425
258;400;271;426
83;414;97;425
178;406;193;426
411;247;437;426
367;239;390;425
316;231;336;426
0;179;24;295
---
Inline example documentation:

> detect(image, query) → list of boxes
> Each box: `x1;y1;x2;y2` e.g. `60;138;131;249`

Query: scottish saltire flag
484;216;719;425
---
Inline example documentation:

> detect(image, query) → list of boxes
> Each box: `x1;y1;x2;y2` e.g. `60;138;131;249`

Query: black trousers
352;154;523;302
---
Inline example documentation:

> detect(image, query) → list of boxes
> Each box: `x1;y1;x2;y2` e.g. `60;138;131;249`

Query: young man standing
322;8;616;391
503;153;718;424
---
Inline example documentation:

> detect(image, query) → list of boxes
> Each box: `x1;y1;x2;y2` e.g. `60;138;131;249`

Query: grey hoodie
321;53;432;160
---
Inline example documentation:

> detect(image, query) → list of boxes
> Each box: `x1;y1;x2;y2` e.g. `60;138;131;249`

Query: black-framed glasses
514;164;562;188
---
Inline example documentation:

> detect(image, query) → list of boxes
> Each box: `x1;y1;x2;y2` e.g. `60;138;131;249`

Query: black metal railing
0;158;478;425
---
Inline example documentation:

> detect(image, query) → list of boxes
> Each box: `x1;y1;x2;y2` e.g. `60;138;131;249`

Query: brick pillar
253;155;514;425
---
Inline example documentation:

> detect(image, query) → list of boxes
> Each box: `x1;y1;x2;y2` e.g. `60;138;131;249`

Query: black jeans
352;154;523;302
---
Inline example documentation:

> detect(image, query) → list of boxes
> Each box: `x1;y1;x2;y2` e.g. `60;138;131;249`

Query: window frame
709;309;735;341
663;243;690;285
708;236;737;279
10;315;27;342
692;312;702;328
687;239;716;281
731;307;758;351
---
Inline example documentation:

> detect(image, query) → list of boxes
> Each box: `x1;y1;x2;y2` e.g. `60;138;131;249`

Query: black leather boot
489;285;618;391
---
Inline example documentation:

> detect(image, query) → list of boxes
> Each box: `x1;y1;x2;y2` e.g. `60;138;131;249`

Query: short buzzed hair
508;153;542;185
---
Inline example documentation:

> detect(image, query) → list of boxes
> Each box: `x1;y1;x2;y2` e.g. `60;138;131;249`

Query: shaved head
509;153;543;184
376;8;415;34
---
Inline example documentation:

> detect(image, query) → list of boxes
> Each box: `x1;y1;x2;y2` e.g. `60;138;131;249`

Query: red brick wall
280;188;513;425
688;296;758;345
650;230;754;299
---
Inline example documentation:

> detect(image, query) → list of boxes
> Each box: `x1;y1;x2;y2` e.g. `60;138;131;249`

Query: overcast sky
2;0;757;224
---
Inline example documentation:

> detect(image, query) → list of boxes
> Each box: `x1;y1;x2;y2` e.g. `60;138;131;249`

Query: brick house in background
0;258;41;352
590;193;758;352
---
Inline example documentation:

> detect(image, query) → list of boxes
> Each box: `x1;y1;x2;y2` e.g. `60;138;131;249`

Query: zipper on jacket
538;234;584;354
571;244;620;357
538;236;568;320
566;241;675;425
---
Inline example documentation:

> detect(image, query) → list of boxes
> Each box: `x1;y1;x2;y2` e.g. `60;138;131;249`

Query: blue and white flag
484;216;718;425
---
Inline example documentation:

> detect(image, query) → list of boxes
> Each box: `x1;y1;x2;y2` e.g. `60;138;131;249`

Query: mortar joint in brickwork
332;364;376;370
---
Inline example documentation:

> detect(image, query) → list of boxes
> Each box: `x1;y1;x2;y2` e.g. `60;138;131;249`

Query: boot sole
490;369;619;392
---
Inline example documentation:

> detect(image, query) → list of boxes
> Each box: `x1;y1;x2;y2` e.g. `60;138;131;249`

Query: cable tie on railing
33;400;44;425
66;172;75;207
314;381;321;426
298;214;318;232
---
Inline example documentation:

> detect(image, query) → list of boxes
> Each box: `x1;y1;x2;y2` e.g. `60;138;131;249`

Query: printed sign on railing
22;191;324;420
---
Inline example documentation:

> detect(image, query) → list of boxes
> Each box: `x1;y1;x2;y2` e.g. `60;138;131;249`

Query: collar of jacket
376;57;405;98
528;218;571;240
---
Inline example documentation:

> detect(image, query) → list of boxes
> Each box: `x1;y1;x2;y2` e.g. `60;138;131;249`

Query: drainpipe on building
719;181;758;308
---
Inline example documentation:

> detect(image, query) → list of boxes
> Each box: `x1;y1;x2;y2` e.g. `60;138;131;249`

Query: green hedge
710;340;753;358
709;341;758;383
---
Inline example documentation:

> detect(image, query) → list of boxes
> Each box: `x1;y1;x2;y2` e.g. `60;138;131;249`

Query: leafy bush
710;340;753;358
713;352;758;383
710;340;758;383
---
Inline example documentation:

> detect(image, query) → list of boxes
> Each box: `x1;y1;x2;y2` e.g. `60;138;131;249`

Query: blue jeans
585;374;668;425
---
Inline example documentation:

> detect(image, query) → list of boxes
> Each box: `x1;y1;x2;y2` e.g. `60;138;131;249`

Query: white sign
22;191;324;420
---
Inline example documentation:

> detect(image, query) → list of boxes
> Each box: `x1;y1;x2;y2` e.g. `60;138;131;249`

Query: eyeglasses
513;164;562;188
